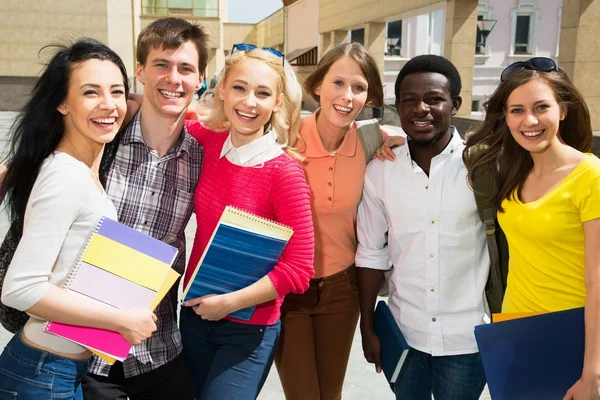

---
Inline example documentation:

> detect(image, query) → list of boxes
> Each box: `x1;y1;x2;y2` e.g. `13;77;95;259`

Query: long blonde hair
207;48;302;151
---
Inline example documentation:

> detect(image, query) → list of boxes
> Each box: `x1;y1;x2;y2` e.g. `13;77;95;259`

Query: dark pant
393;348;486;400
0;331;90;399
180;307;280;400
81;353;194;400
274;266;360;400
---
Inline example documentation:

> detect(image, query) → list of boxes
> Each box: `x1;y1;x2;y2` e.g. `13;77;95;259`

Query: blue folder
474;307;585;400
183;206;293;320
374;300;410;383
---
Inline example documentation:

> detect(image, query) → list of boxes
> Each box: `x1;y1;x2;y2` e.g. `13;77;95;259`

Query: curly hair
394;54;462;102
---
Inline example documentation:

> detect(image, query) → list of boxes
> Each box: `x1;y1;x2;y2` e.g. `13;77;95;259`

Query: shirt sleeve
355;162;392;270
267;159;315;296
578;174;600;222
184;120;213;146
1;162;87;311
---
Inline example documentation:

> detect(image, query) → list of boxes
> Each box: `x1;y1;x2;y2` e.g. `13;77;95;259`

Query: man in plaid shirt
81;18;208;400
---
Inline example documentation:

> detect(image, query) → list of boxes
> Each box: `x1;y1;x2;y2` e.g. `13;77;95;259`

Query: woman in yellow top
464;57;600;400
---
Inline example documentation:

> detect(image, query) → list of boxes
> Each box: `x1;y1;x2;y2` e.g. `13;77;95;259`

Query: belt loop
35;351;48;376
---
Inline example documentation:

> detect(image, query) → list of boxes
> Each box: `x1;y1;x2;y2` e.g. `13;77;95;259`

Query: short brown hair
137;18;209;73
303;43;383;108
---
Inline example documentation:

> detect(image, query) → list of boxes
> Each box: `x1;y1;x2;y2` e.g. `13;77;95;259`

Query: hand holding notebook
44;217;180;363
183;206;294;321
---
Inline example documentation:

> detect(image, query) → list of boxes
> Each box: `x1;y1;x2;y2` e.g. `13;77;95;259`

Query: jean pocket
0;366;51;399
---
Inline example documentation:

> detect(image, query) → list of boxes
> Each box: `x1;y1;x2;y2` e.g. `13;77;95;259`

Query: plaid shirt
89;111;202;378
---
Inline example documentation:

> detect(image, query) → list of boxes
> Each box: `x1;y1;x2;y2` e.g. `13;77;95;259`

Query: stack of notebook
44;217;180;364
183;205;294;320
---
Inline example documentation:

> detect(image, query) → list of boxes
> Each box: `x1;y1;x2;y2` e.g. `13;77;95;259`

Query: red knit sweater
185;121;315;325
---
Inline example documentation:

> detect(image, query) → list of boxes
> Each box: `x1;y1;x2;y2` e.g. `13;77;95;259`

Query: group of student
0;14;597;400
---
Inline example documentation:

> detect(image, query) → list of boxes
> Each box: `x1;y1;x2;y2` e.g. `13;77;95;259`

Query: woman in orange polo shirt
274;42;386;400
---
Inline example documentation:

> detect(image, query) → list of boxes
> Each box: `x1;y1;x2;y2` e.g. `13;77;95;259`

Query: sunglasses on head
231;43;285;65
500;57;558;81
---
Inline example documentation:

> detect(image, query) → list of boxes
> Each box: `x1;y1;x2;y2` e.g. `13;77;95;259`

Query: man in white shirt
355;55;489;400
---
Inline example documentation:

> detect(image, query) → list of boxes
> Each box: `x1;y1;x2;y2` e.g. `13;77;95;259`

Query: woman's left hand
563;372;600;400
184;294;235;321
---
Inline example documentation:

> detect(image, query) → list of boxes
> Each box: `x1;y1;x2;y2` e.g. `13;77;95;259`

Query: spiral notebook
44;217;180;362
183;206;294;320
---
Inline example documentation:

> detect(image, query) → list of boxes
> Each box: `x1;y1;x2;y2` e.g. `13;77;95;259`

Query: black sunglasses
500;57;558;81
231;43;285;65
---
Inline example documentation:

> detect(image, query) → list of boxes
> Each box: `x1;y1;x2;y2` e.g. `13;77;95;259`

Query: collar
121;110;195;156
219;128;281;164
300;110;357;158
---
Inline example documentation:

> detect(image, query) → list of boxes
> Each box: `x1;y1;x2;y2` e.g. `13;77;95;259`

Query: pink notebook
44;322;131;361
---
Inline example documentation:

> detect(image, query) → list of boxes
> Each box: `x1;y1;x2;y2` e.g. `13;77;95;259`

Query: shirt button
327;197;332;202
429;253;434;258
328;182;332;187
143;221;148;225
431;220;435;224
329;167;333;172
150;192;155;196
430;288;435;292
425;185;429;190
432;318;437;322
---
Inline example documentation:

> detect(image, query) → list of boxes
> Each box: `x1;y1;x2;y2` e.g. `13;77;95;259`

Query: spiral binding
62;216;106;290
224;206;293;233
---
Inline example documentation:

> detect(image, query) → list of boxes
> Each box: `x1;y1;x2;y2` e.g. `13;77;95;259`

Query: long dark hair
2;38;129;229
463;67;592;211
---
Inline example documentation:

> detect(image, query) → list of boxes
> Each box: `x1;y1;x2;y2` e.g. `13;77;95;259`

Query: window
351;28;365;46
386;20;402;56
475;15;484;55
510;0;540;56
472;100;482;113
141;0;218;17
514;15;531;54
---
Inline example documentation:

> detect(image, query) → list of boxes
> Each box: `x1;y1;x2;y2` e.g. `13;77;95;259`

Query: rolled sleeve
355;162;392;271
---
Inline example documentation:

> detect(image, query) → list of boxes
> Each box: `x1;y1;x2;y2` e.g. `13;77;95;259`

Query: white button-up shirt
355;129;489;356
219;128;284;167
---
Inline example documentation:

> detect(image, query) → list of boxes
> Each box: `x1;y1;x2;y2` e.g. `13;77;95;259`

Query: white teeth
413;121;431;126
237;110;257;118
333;105;352;113
159;90;182;99
523;130;543;137
92;118;116;124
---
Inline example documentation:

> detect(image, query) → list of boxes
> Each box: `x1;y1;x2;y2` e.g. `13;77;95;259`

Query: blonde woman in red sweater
180;45;315;400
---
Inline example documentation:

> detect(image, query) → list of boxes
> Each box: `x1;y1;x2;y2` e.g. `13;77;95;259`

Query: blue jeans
180;307;280;400
0;332;90;399
393;348;486;400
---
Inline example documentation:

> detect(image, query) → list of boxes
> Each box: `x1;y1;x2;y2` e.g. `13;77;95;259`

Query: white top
219;128;284;167
2;152;117;353
355;130;490;356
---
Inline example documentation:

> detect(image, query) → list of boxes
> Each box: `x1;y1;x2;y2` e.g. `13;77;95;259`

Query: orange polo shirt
296;113;367;278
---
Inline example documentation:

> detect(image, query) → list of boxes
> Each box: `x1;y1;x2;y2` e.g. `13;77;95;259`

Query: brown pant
275;266;360;400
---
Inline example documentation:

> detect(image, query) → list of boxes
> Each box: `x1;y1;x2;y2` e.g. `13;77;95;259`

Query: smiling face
315;55;369;131
219;57;281;146
504;78;565;154
58;59;127;146
136;40;202;119
396;72;459;146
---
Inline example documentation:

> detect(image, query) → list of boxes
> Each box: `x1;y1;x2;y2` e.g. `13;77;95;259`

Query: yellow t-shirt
499;154;600;313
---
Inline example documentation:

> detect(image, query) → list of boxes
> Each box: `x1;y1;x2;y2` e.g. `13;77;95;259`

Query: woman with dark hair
0;39;157;398
463;58;600;399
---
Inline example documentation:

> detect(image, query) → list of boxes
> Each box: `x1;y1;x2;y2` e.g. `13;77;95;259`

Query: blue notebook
183;206;293;320
374;300;410;383
474;307;584;400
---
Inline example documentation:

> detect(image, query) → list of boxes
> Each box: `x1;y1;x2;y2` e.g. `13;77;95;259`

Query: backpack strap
356;119;383;162
469;152;509;314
